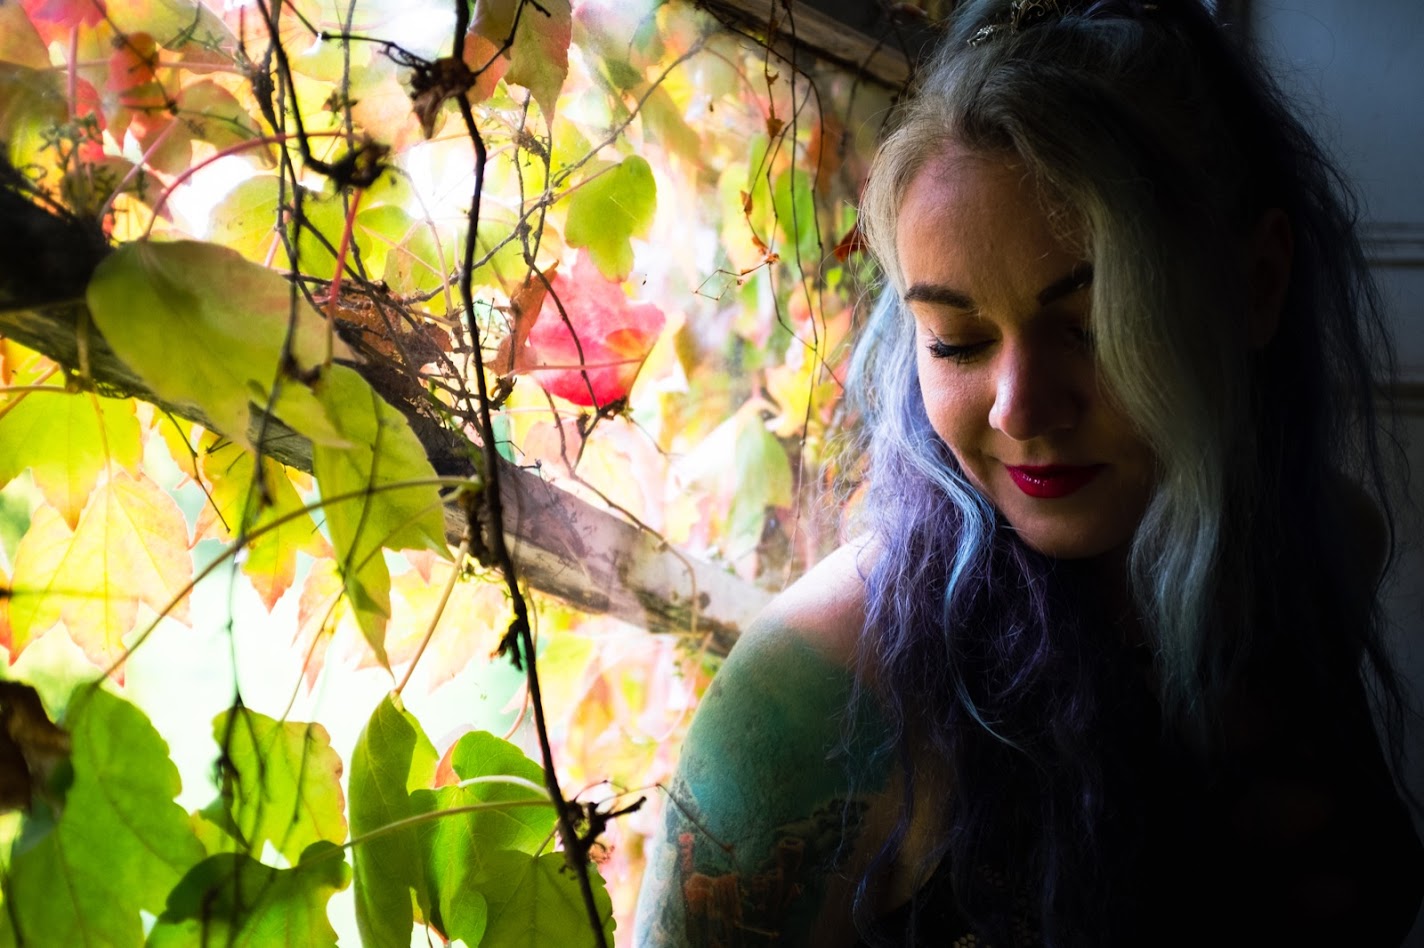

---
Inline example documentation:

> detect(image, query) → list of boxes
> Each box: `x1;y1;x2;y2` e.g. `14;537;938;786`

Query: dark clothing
856;669;1424;947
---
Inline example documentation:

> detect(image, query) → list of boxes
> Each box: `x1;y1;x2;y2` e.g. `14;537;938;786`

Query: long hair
845;0;1406;943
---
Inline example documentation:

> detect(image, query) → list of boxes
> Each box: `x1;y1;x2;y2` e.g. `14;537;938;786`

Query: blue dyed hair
844;0;1408;943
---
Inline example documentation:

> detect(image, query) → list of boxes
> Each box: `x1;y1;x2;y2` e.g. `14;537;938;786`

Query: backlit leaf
105;0;235;52
409;732;554;943
0;64;66;182
177;80;266;153
470;0;572;117
147;844;351;948
349;693;437;948
8;689;205;945
478;850;615;948
207;177;353;282
0;3;51;70
196;436;331;609
563;156;657;281
85;240;353;453
0;390;142;529
311;365;449;667
7;473;192;667
212;707;347;866
520;250;665;407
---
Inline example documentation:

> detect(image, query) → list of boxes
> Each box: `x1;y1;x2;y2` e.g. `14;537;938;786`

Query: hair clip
969;0;1069;47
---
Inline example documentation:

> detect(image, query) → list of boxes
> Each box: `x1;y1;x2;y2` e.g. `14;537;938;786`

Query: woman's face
895;147;1156;559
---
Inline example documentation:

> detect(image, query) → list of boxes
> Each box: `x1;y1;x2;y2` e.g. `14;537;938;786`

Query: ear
1246;207;1293;349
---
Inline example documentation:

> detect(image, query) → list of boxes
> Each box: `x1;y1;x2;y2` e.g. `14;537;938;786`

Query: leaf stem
394;532;471;696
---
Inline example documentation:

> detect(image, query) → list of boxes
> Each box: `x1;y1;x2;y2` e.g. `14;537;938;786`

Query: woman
635;1;1424;945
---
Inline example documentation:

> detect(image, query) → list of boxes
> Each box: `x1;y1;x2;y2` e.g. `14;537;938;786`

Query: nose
987;342;1081;441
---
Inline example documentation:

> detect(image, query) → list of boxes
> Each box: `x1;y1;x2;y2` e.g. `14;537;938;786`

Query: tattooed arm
634;546;892;947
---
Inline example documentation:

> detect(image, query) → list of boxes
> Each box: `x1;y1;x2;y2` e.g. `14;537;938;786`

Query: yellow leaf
8;473;193;668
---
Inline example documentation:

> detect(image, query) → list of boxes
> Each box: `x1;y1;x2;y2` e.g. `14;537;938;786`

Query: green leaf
85;240;352;454
563;156;657;281
478;850;615;948
0;64;66;183
146;843;351;948
728;409;792;552
0;391;142;529
472;0;573;117
772;166;819;260
408;734;555;942
311;365;449;666
207;177;353;282
348;693;437;948
211;707;347;866
446;730;555;851
8;689;205;946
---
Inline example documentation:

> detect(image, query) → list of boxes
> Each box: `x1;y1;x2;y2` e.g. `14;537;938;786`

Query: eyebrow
903;263;1094;310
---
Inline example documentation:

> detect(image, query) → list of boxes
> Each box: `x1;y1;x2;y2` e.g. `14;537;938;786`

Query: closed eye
926;335;990;363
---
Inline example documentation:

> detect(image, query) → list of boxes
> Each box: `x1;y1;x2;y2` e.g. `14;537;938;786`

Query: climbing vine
0;0;918;942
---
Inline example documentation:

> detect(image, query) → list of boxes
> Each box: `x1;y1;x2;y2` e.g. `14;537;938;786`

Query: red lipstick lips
1005;464;1104;499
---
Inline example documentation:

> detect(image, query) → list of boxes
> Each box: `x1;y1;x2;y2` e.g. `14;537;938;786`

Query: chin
1006;516;1137;561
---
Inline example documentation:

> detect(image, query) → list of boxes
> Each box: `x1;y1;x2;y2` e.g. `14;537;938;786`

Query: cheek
916;359;986;465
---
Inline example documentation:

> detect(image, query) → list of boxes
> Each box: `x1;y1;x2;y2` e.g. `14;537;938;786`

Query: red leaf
524;251;665;408
21;0;105;35
832;220;864;262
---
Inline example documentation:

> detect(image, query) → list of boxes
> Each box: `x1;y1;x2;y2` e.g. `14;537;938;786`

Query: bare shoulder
753;539;876;665
634;540;887;947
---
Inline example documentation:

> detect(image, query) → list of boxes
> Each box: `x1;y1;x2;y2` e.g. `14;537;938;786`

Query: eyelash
926;338;988;363
924;328;1095;362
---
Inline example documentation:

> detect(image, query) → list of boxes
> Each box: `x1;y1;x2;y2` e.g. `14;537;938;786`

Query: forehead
895;148;1082;289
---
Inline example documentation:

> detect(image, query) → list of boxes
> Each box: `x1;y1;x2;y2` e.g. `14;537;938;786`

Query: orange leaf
493;264;555;376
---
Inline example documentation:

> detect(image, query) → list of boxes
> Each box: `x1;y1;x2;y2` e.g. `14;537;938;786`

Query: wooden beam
697;0;920;89
0;294;766;656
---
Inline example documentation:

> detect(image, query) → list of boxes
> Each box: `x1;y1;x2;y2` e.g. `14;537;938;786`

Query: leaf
19;0;107;36
211;707;346;866
640;85;701;164
470;0;572;117
177;80;266;153
207;177;353;283
105;0;236;54
0;390;143;528
417;730;554;856
196;436;331;609
146;844;351;948
518;251;665;407
678;402;792;556
348;693;437;948
379;563;507;692
493;265;554;376
8;689;206;946
311;365;449;668
0;63;66;181
409;731;554;944
563;156;657;281
478;850;615;948
772;166;818;259
7;474;193;667
0;3;51;70
85;240;353;453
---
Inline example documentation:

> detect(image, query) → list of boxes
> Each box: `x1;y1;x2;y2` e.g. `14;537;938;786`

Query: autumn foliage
0;0;894;942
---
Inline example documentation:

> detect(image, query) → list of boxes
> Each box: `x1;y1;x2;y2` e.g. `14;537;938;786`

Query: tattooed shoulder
635;612;892;947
